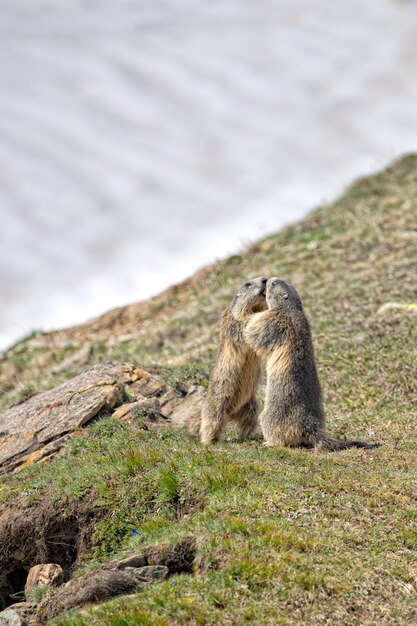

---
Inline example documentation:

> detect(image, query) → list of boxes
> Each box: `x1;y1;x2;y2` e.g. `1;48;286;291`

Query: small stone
0;610;22;626
115;554;147;570
111;404;131;420
129;374;167;399
6;603;36;614
159;389;182;415
124;565;168;584
25;564;64;598
113;398;164;427
0;603;36;625
163;389;204;429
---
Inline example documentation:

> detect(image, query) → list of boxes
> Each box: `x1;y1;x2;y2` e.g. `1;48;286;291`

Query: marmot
193;276;268;444
243;278;378;451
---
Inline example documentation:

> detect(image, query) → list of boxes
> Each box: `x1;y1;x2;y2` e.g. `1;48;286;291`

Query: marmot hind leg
232;397;262;440
260;412;304;447
200;402;226;444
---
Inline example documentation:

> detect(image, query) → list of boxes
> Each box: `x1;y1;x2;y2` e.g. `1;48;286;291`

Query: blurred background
1;0;417;351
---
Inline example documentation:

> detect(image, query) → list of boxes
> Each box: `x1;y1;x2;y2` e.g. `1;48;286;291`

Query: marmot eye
244;281;252;288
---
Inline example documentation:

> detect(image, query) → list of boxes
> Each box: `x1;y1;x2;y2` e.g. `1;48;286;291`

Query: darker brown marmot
244;278;379;451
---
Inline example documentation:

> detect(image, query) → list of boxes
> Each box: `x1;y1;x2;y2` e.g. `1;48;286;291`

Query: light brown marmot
243;278;379;451
194;276;268;444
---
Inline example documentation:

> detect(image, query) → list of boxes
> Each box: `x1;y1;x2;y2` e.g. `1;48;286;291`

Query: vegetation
1;155;416;624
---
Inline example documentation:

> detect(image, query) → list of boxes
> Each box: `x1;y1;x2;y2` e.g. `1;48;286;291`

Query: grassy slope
1;155;417;625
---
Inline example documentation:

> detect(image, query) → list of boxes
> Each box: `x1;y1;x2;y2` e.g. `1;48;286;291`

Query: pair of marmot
190;276;377;451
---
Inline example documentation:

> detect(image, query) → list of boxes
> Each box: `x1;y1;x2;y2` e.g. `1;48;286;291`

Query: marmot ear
282;292;289;299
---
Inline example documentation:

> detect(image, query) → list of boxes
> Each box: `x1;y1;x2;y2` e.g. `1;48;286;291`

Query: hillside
0;155;416;625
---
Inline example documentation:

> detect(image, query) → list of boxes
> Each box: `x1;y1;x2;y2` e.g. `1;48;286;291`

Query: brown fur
244;278;379;451
197;277;268;444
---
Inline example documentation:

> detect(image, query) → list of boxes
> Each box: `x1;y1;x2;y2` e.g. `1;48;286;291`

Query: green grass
8;418;416;625
28;584;53;604
1;155;417;624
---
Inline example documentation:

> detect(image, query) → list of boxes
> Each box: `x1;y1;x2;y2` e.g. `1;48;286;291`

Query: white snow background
1;0;417;349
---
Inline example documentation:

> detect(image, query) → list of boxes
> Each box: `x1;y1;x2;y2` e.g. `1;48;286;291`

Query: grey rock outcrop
0;362;205;474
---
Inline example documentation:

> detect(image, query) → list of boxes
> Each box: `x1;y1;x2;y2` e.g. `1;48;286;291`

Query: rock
159;389;182;415
51;344;92;374
123;565;168;583
0;362;133;474
161;387;204;429
0;603;36;626
115;553;148;570
113;538;197;574
112;398;166;428
25;564;64;598
0;360;205;474
42;569;148;620
28;538;197;622
0;610;22;626
128;371;167;399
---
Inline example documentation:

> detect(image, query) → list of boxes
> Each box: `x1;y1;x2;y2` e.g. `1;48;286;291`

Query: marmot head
231;276;268;319
266;278;303;313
